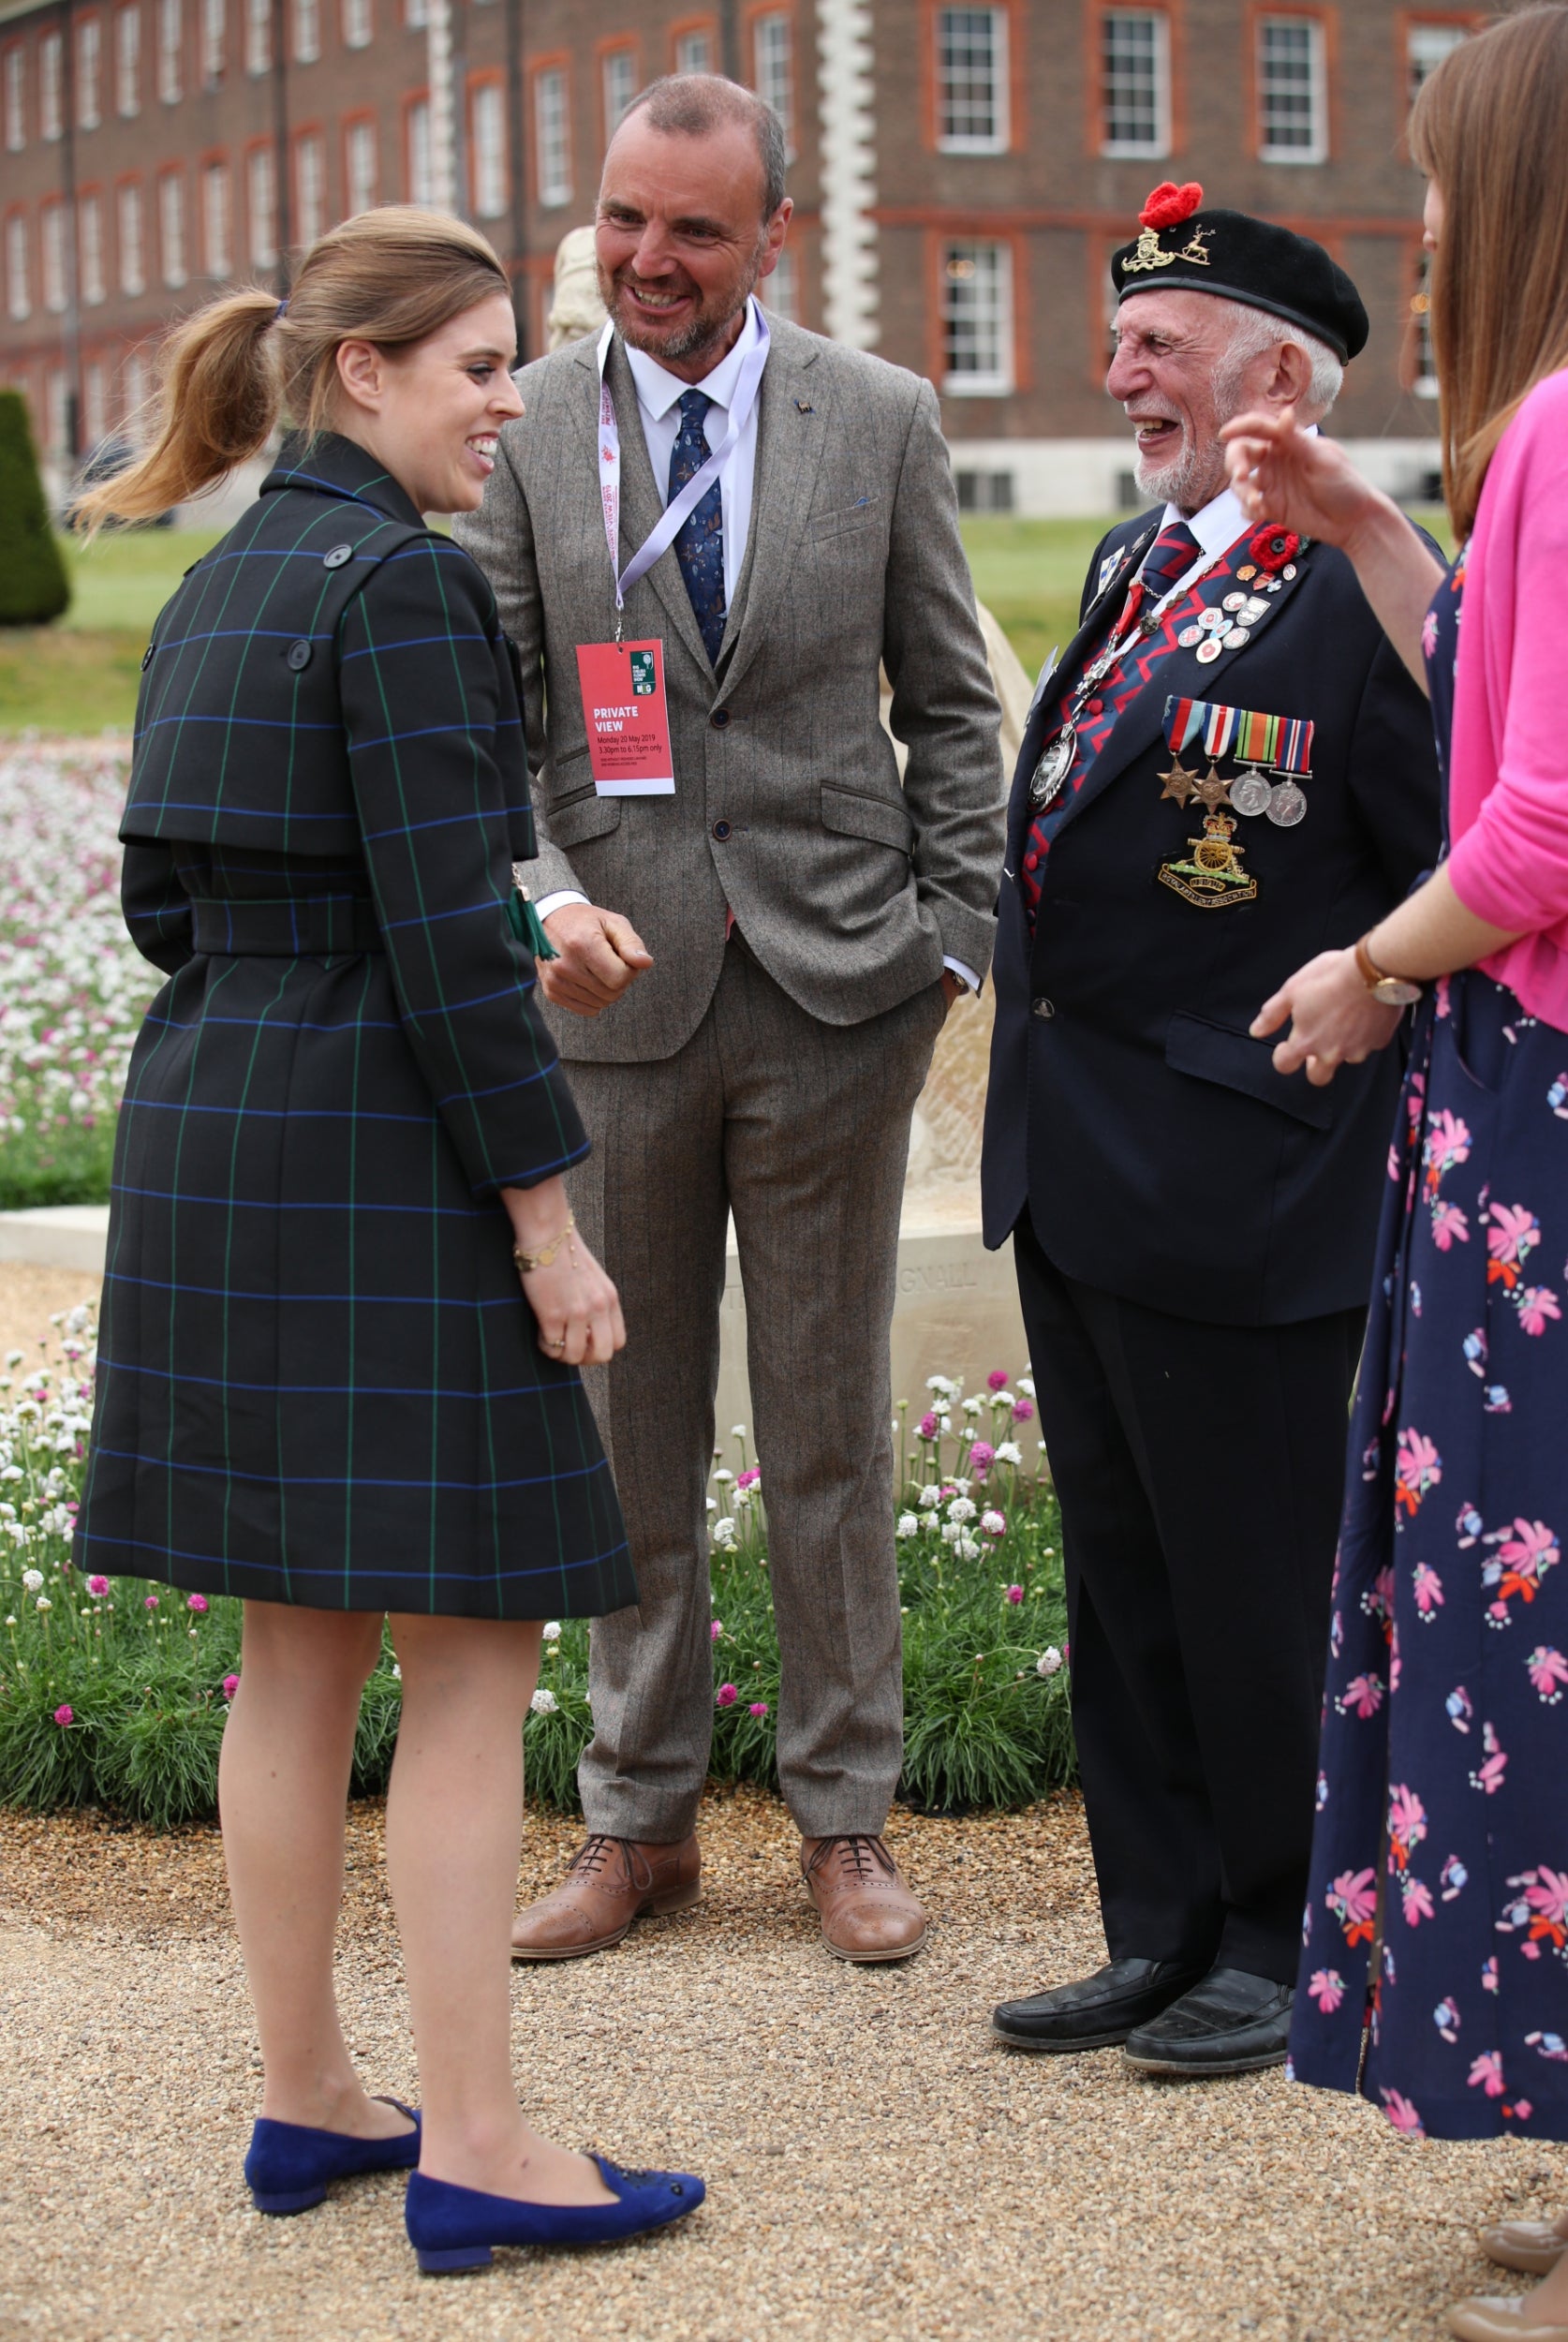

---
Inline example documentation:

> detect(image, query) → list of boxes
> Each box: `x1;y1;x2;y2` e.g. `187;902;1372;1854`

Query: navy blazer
980;508;1443;1327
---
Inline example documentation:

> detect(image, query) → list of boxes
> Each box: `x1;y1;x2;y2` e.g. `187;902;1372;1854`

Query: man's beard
599;244;764;366
1133;425;1221;513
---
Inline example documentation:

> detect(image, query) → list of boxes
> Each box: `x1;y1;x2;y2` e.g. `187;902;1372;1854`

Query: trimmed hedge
0;391;71;627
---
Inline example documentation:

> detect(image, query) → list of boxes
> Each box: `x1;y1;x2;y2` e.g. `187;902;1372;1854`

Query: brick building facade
0;0;1471;511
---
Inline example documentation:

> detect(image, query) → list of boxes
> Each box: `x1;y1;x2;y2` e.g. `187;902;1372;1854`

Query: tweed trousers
566;935;948;1841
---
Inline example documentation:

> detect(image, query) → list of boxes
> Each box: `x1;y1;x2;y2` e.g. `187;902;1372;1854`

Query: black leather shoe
991;1958;1210;2053
1122;1965;1294;2075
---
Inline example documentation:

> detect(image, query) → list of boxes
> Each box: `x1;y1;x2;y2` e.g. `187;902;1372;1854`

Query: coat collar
261;431;428;529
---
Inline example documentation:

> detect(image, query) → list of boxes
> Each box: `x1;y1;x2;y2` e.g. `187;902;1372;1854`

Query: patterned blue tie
669;387;726;665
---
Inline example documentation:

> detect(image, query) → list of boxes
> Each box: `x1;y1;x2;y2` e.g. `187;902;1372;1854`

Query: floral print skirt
1291;971;1568;2139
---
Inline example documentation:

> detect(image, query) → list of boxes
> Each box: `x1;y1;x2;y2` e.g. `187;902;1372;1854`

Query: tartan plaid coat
75;432;634;1619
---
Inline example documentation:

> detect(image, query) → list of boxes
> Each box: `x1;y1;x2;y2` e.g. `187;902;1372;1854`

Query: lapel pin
795;397;814;413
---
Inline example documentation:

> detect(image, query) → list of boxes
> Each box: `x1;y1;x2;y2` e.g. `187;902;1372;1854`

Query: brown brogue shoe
510;1832;701;1962
800;1834;927;1963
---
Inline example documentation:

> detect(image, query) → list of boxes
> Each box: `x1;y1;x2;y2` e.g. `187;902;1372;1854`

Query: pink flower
1517;1286;1562;1337
1308;1967;1345;2012
1413;1564;1444;1616
1400;1875;1435;1926
1388;1784;1427;1863
1395;1429;1442;1515
1421;611;1439;658
186;1593;208;1613
1469;2051;1506;2097
1339;1672;1384;1720
710;1620;722;1642
1528;1646;1568;1702
969;1441;996;1475
735;1467;761;1490
1381;2088;1425;2136
1430;1199;1470;1252
1425;1109;1472;1176
143;1593;159;1609
222;1673;240;1699
1012;1399;1034;1422
1328;1867;1378;1945
716;1683;738;1708
52;1703;73;1727
1470;1720;1508;1794
1488;1202;1541;1285
748;1701;769;1717
86;1574;110;1598
1005;1584;1024;1605
918;1412;939;1441
987;1371;1010;1391
1514;2098;1534;2121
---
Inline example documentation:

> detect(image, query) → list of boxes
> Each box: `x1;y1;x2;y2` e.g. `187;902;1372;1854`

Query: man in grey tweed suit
457;74;1003;1963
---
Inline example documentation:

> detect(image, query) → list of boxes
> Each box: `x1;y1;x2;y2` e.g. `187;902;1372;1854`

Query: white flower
35;1595;51;1611
21;1568;42;1592
946;1497;976;1524
992;1441;1023;1466
917;1486;942;1509
1018;1376;1036;1398
3;1351;22;1370
896;1512;921;1539
961;1397;984;1418
925;1373;956;1398
529;1687;558;1716
1;1465;22;1482
733;1484;753;1506
542;1621;562;1642
990;1389;1015;1409
1037;1646;1063;1677
939;1414;952;1433
951;1478;972;1496
730;1424;747;1439
706;1496;717;1511
711;1517;738;1549
3;1616;14;1628
955;1534;982;1562
712;1468;734;1485
940;1522;960;1546
391;1663;402;1680
981;1510;1006;1535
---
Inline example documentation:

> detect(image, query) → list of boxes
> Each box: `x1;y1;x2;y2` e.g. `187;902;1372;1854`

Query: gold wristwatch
1354;933;1423;1008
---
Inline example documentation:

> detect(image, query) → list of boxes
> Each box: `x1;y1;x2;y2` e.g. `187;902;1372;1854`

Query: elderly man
983;186;1442;2074
457;76;1003;1964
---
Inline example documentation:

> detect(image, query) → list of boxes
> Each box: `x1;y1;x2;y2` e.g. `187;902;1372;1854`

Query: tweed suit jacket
453;313;1006;1062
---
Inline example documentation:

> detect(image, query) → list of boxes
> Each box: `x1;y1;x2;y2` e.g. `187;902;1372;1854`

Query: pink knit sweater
1445;365;1568;1026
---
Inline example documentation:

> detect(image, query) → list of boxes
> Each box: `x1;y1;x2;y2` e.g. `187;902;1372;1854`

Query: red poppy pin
1247;525;1301;574
1139;182;1204;230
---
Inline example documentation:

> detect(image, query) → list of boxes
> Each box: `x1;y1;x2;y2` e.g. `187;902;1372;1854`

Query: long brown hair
1410;4;1568;535
80;205;510;528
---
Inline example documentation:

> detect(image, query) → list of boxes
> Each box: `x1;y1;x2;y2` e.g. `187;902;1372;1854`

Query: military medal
1193;763;1233;812
1161;695;1315;846
1028;725;1079;809
1229;764;1274;817
1267;778;1308;826
1158;811;1258;910
1158;754;1200;806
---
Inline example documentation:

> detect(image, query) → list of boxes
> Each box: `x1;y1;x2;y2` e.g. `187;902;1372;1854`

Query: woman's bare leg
386;1612;613;2205
219;1600;413;2139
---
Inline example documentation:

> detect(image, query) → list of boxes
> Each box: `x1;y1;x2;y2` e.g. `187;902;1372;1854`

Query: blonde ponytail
79;206;510;535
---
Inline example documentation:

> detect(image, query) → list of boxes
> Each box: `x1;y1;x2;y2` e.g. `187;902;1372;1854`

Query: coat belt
187;896;384;956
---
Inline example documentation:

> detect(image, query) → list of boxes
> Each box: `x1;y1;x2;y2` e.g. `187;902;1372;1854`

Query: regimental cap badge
1121;182;1213;276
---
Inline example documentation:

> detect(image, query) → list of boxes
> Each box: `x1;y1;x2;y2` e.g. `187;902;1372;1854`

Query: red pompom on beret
1139;182;1205;230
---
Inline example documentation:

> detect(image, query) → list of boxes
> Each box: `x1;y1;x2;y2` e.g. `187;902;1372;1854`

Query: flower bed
0;740;155;1210
0;1318;1072;1827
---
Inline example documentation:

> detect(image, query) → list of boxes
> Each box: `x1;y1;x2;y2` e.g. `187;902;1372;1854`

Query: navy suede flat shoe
405;2157;704;2273
244;2097;422;2214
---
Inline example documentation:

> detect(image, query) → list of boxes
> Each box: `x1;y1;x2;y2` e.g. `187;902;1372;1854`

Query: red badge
1247;526;1301;574
574;639;675;796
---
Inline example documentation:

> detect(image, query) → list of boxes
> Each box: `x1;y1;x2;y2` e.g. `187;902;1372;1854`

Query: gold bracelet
512;1211;576;1274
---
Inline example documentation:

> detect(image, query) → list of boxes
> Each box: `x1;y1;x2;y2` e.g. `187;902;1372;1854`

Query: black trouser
1013;1212;1364;1986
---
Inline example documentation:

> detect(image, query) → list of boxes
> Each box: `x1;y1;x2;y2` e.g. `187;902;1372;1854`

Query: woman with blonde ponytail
76;207;703;2272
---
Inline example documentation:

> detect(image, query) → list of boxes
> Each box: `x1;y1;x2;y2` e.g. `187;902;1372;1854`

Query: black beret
1111;182;1368;363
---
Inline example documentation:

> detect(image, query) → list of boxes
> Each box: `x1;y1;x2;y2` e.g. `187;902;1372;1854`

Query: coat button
1024;851;1040;872
322;543;354;569
712;819;732;841
1031;996;1056;1020
710;706;731;728
286;639;312;671
140;644;155;670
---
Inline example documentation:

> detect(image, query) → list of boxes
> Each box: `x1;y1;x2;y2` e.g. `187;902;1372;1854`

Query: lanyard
594;301;772;642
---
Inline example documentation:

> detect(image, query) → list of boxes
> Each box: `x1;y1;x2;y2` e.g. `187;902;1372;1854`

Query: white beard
1133;432;1217;513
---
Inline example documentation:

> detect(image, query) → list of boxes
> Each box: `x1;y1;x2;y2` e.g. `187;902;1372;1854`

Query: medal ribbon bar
1163;695;1315;775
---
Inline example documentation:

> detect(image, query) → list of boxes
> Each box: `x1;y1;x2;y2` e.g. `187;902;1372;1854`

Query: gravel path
2;1789;1563;2342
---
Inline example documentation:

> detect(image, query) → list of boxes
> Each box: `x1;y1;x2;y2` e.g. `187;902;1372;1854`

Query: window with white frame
45;366;68;454
342;0;371;49
534;67;570;205
941;241;1013;393
200;0;224;82
202;158;230;273
295;131;325;242
1101;9;1169;156
41;200;67;310
159;168;185;284
601;47;635;142
247;141;276;266
752;11;793;155
405;0;426;26
1407;20;1467;101
673;28;711;73
345;115;377;213
4;46;24;149
293;0;318;63
115;6;141;113
935;7;1009;152
82;359;107;447
407;96;431;201
156;0;181;102
244;0;268;69
78;17;103;126
118;179;145;291
40;28;64;137
470;82;505;215
6;213;29;319
1258;14;1327;162
80;192;106;302
122;347;150;435
762;243;796;319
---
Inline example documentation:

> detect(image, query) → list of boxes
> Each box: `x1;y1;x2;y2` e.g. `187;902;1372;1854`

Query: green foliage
0;393;71;628
0;1315;1072;1828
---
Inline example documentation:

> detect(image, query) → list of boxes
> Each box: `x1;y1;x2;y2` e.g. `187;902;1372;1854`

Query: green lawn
0;508;1455;735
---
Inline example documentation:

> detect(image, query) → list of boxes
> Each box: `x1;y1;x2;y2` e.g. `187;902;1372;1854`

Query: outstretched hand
1220;404;1381;552
1251;947;1404;1087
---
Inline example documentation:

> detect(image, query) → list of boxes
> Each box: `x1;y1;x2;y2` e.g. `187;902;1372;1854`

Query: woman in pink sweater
1223;12;1568;2341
